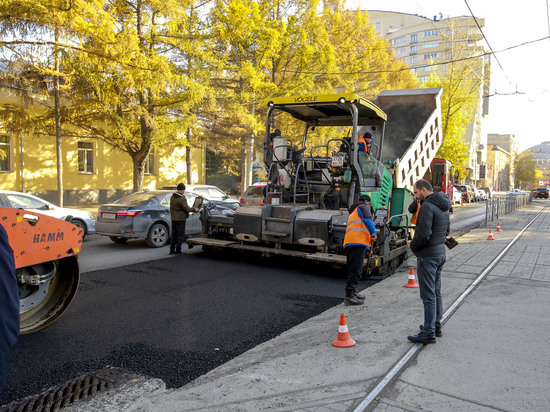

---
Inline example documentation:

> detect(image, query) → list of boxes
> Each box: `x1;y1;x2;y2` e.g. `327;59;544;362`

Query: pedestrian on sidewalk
169;183;198;255
343;195;377;306
407;179;451;344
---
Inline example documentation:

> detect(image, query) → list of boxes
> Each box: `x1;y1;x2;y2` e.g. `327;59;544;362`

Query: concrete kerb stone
67;204;544;412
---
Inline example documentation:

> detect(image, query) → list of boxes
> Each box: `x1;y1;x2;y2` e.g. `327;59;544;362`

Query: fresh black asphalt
1;250;378;405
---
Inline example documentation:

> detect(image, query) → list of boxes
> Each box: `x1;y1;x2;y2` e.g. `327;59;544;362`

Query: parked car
240;182;267;206
480;186;493;199
95;190;235;247
455;185;475;203
475;188;487;201
533;187;549;198
508;189;529;195
161;184;240;209
452;187;463;204
182;185;233;202
0;190;95;237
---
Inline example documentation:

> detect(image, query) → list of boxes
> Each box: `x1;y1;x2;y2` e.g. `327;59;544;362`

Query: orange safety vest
343;206;372;248
411;201;420;225
357;135;371;153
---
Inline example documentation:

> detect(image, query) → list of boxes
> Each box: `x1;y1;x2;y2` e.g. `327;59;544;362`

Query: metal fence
485;194;531;225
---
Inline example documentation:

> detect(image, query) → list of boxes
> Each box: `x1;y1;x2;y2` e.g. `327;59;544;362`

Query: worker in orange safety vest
343;195;377;306
357;132;373;153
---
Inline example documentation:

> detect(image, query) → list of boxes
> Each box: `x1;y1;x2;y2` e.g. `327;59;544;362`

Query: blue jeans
416;256;445;334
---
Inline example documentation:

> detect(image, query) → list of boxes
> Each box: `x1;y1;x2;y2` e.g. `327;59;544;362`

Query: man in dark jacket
407;179;450;344
0;223;19;396
169;183;198;255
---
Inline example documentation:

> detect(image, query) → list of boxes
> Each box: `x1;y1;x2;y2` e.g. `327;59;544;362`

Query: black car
534;187;549;199
95;190;236;247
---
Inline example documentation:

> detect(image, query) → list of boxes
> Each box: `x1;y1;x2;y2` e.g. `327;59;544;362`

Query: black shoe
420;324;442;337
344;296;365;306
408;332;436;344
354;292;366;300
169;251;176;255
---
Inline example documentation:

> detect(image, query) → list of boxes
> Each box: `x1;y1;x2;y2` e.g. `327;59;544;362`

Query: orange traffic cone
332;313;356;348
404;267;419;288
487;229;495;240
496;223;502;232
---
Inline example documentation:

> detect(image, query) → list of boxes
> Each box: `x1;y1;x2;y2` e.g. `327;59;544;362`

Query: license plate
332;155;344;167
102;212;116;220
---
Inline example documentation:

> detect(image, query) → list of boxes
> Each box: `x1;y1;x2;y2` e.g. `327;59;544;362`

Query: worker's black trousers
345;245;367;296
170;220;187;253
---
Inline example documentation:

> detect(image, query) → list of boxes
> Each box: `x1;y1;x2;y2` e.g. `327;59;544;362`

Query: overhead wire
462;0;512;85
281;35;549;77
413;0;487;88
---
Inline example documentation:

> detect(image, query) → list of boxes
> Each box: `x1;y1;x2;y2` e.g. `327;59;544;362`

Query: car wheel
109;236;128;244
146;223;169;248
70;219;87;238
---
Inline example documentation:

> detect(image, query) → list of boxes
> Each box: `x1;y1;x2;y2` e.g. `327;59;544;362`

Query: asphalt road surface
0;250;368;405
0;200;487;405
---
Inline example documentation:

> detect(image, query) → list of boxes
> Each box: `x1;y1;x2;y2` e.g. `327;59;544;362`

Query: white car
475;188;487;201
452;187;462;204
0;190;95;237
240;182;267;206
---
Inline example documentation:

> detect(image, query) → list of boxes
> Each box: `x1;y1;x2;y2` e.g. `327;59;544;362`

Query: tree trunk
132;155;146;192
54;30;63;206
185;126;192;184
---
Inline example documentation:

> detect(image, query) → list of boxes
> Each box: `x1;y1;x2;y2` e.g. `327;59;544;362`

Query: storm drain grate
0;368;129;412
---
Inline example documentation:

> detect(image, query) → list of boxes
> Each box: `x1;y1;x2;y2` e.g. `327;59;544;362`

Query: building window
424;41;439;48
375;23;380;30
423;53;438;60
410;56;417;64
410;34;418;43
145;150;156;175
410;45;417;54
0;135;11;172
424;30;439;37
78;141;94;174
392;36;406;45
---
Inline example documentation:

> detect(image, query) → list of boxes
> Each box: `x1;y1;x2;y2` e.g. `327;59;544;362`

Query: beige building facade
368;10;490;187
0;87;205;205
487;133;518;189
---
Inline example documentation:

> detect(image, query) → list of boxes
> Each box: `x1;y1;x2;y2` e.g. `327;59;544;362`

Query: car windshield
114;192;161;205
456;186;466;193
6;194;49;210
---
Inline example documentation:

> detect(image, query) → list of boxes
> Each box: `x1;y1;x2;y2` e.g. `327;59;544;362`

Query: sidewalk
67;202;550;412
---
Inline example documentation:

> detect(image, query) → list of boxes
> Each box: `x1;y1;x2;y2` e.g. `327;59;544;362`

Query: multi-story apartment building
368;10;490;186
487;133;518;189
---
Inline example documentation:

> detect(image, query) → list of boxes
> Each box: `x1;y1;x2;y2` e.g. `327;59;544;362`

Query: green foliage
514;151;537;188
1;0;417;191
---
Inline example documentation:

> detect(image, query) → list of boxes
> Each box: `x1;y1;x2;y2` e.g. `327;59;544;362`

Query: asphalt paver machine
188;89;443;276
